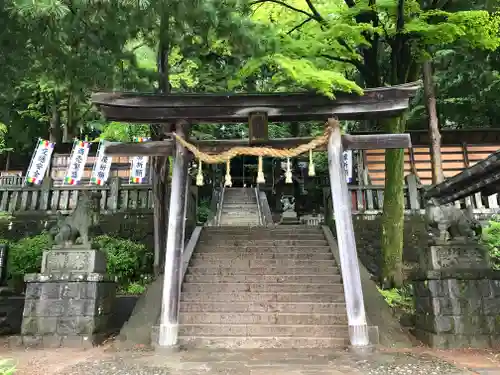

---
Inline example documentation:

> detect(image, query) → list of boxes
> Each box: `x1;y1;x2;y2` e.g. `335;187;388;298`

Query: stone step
180;292;346;303
218;217;260;221
204;229;324;235
180;301;347;314
185;266;340;275
218;223;261;227
220;216;259;220
218;222;261;226
182;283;343;293
222;209;259;215
184;274;342;284
191;253;333;260
178;336;347;349
198;240;329;246
224;198;255;200
222;200;256;204
179;312;348;325
194;246;333;254
200;234;325;240
179;324;349;337
188;258;338;267
221;209;258;213
223;203;258;207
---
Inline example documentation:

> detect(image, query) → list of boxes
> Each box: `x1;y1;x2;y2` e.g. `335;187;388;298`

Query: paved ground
2;344;500;375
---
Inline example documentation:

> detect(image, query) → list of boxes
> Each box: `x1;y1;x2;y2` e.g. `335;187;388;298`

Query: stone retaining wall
0;294;139;336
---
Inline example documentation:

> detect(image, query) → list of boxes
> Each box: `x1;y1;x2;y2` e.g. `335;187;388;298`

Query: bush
0;359;15;375
482;217;500;269
7;233;51;278
377;284;414;314
91;235;153;290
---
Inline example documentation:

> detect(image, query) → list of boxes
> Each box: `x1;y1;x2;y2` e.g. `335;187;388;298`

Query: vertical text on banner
26;139;55;185
90;140;113;186
129;137;150;183
343;150;353;183
64;139;90;185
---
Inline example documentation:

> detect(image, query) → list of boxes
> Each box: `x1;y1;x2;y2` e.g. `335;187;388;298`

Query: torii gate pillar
327;119;369;347
158;120;190;348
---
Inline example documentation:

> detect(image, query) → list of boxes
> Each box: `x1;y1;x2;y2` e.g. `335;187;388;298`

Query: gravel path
52;348;476;375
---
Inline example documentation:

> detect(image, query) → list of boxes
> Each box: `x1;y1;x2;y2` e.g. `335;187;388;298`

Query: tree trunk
152;11;171;276
152;151;170;275
380;116;406;288
423;60;444;184
49;94;61;143
63;95;75;142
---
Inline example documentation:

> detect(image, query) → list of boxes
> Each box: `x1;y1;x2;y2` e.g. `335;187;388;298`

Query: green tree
237;0;500;287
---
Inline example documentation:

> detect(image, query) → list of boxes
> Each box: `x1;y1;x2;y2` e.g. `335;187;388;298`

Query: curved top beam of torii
92;82;418;156
91;81;420;123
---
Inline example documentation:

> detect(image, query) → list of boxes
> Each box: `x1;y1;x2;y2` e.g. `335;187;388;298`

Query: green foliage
6;233;51;278
125;282;147;295
481;217;500;269
378;285;414;313
91;235;153;288
0;359;16;375
93;121;150;142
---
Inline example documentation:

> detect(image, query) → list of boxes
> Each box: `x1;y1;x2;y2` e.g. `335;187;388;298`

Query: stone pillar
158;121;189;348
327;119;369;348
413;238;500;348
20;245;116;348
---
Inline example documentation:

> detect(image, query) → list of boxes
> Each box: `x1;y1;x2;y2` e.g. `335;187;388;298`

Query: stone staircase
219;188;260;226
178;226;349;348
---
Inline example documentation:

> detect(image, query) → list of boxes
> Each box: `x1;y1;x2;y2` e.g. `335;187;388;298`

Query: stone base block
419;242;489;271
21;274;116;340
414;329;497;349
41;247;107;274
367;325;380;346
8;333;108;349
412;270;500;349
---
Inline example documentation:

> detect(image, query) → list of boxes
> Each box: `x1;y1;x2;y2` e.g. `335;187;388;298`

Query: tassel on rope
196;159;204;186
224;158;232;187
285;157;293;184
308;149;316;177
256;156;265;184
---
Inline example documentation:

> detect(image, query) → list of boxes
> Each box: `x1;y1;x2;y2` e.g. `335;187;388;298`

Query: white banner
343;150;353;183
64;139;90;185
90;140;113;186
129;137;150;183
26;139;55;185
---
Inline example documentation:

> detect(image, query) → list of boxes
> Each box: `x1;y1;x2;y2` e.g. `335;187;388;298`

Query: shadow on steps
113;275;163;349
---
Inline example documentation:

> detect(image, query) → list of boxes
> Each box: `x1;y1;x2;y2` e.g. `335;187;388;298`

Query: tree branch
304;0;325;23
320;54;368;75
287;17;313;34
249;0;319;21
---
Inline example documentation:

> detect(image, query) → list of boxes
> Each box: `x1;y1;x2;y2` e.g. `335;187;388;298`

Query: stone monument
412;200;500;348
280;195;299;224
20;190;116;348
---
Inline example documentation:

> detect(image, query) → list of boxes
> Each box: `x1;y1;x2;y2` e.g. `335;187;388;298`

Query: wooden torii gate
92;82;418;349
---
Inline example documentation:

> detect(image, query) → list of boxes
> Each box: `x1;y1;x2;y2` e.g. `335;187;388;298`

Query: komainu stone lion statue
425;199;480;243
49;190;102;247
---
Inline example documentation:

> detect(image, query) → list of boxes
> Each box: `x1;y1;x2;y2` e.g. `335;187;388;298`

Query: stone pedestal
20;246;116;348
412;240;500;348
281;210;299;224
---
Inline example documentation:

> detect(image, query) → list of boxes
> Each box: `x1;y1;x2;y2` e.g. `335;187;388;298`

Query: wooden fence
323;174;500;221
0;177;198;218
1;176;499;221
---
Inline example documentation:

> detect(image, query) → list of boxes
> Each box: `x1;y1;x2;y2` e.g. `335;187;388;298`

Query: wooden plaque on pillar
248;112;268;144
